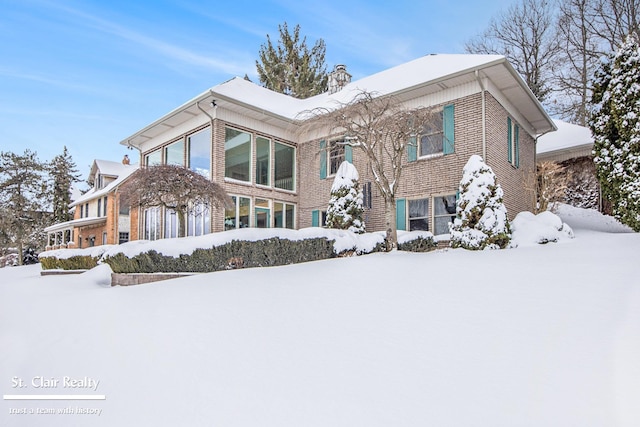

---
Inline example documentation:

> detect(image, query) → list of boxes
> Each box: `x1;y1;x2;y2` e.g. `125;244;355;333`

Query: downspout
126;139;142;241
475;70;487;161
196;97;217;179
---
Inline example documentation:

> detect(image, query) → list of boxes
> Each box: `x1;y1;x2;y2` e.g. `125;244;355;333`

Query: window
165;209;178;239
507;117;520;168
85;203;89;218
145;150;162;166
103;197;107;217
420;110;444;156
97;199;101;217
102;232;107;245
274;142;295;190
144;207;161;241
256;137;271;186
255;199;270;228
187;202;210;237
225;196;251;230
225;128;251;182
328;140;345;175
119;202;130;216
189;128;211;178
274;202;295;229
408;198;429;231
118;232;129;244
165;139;185;166
433;194;457;235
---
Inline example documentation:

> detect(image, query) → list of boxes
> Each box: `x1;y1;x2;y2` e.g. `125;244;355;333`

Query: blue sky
1;0;513;176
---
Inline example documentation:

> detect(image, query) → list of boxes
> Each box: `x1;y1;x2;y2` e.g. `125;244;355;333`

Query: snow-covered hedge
510;211;574;246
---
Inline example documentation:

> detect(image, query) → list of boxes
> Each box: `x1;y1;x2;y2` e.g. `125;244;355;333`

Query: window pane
420;111;443;156
225;196;237;231
275;142;295;190
409;199;428;218
409;218;429;231
145;150;162;166
165;209;178;238
285;204;295;229
225;128;251;182
239;197;250;228
274;202;284;228
434;216;452;235
165;140;184;166
329;141;344;175
256;137;270;186
434;195;456;215
189;128;211;178
255;198;270;228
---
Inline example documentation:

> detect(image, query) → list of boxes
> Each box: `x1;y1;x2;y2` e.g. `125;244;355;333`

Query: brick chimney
328;64;351;94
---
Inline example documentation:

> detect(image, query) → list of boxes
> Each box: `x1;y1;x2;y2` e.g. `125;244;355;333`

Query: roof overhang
44;217;107;233
537;143;594;163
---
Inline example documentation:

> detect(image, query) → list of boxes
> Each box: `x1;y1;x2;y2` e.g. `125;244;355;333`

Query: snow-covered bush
449;155;511;250
326;161;365;234
397;230;437;252
510;210;574;246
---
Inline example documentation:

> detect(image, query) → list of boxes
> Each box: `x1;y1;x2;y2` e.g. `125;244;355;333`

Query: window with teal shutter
319;140;327;179
407;136;417;162
443;104;455;154
345;145;353;163
396;199;406;231
312;210;319;227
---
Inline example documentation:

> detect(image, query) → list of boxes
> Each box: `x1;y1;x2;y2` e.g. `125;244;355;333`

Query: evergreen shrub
40;255;99;270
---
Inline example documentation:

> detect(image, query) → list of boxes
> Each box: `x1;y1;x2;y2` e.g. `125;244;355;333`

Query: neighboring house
121;54;556;239
44;159;138;249
536;119;600;210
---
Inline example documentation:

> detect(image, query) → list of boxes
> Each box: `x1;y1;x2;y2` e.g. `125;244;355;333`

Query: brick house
45;159;138;249
120;54;556;240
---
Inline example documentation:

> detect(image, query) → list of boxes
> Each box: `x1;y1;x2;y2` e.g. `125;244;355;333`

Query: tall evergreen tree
49;146;81;223
256;22;328;98
590;34;640;230
0;150;50;263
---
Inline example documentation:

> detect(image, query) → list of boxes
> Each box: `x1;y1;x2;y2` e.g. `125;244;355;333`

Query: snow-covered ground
1;205;639;427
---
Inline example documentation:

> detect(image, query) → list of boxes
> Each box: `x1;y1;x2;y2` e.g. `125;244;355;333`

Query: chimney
328;64;351;94
122;154;130;165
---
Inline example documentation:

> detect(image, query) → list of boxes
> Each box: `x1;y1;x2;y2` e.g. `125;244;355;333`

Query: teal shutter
345;144;353;163
443;104;455;155
396;199;406;231
407;136;417;162
507;117;513;164
312;210;319;227
514;124;520;168
320;140;327;179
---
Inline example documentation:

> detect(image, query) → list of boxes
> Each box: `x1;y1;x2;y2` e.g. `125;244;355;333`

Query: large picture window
225;196;251;230
187;202;210;237
225;128;251;182
145;150;162;167
274;142;295;190
256;137;270;186
165;140;184;166
189;128;211;178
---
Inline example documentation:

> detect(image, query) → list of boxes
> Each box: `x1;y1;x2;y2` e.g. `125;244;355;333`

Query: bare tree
588;0;640;53
121;165;230;238
465;0;561;103
302;91;438;251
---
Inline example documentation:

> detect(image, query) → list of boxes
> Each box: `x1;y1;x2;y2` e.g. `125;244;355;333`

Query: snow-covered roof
71;161;138;207
121;54;556;148
537;120;593;162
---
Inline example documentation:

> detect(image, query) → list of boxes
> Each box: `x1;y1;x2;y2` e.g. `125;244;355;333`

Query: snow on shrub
449;155;511;250
511;211;574;246
326;161;365;234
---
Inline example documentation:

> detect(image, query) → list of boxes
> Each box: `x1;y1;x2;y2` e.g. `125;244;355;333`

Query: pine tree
449;155;511;250
590;34;640;231
256;22;328;99
49;146;81;223
0;150;50;263
326;161;365;234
